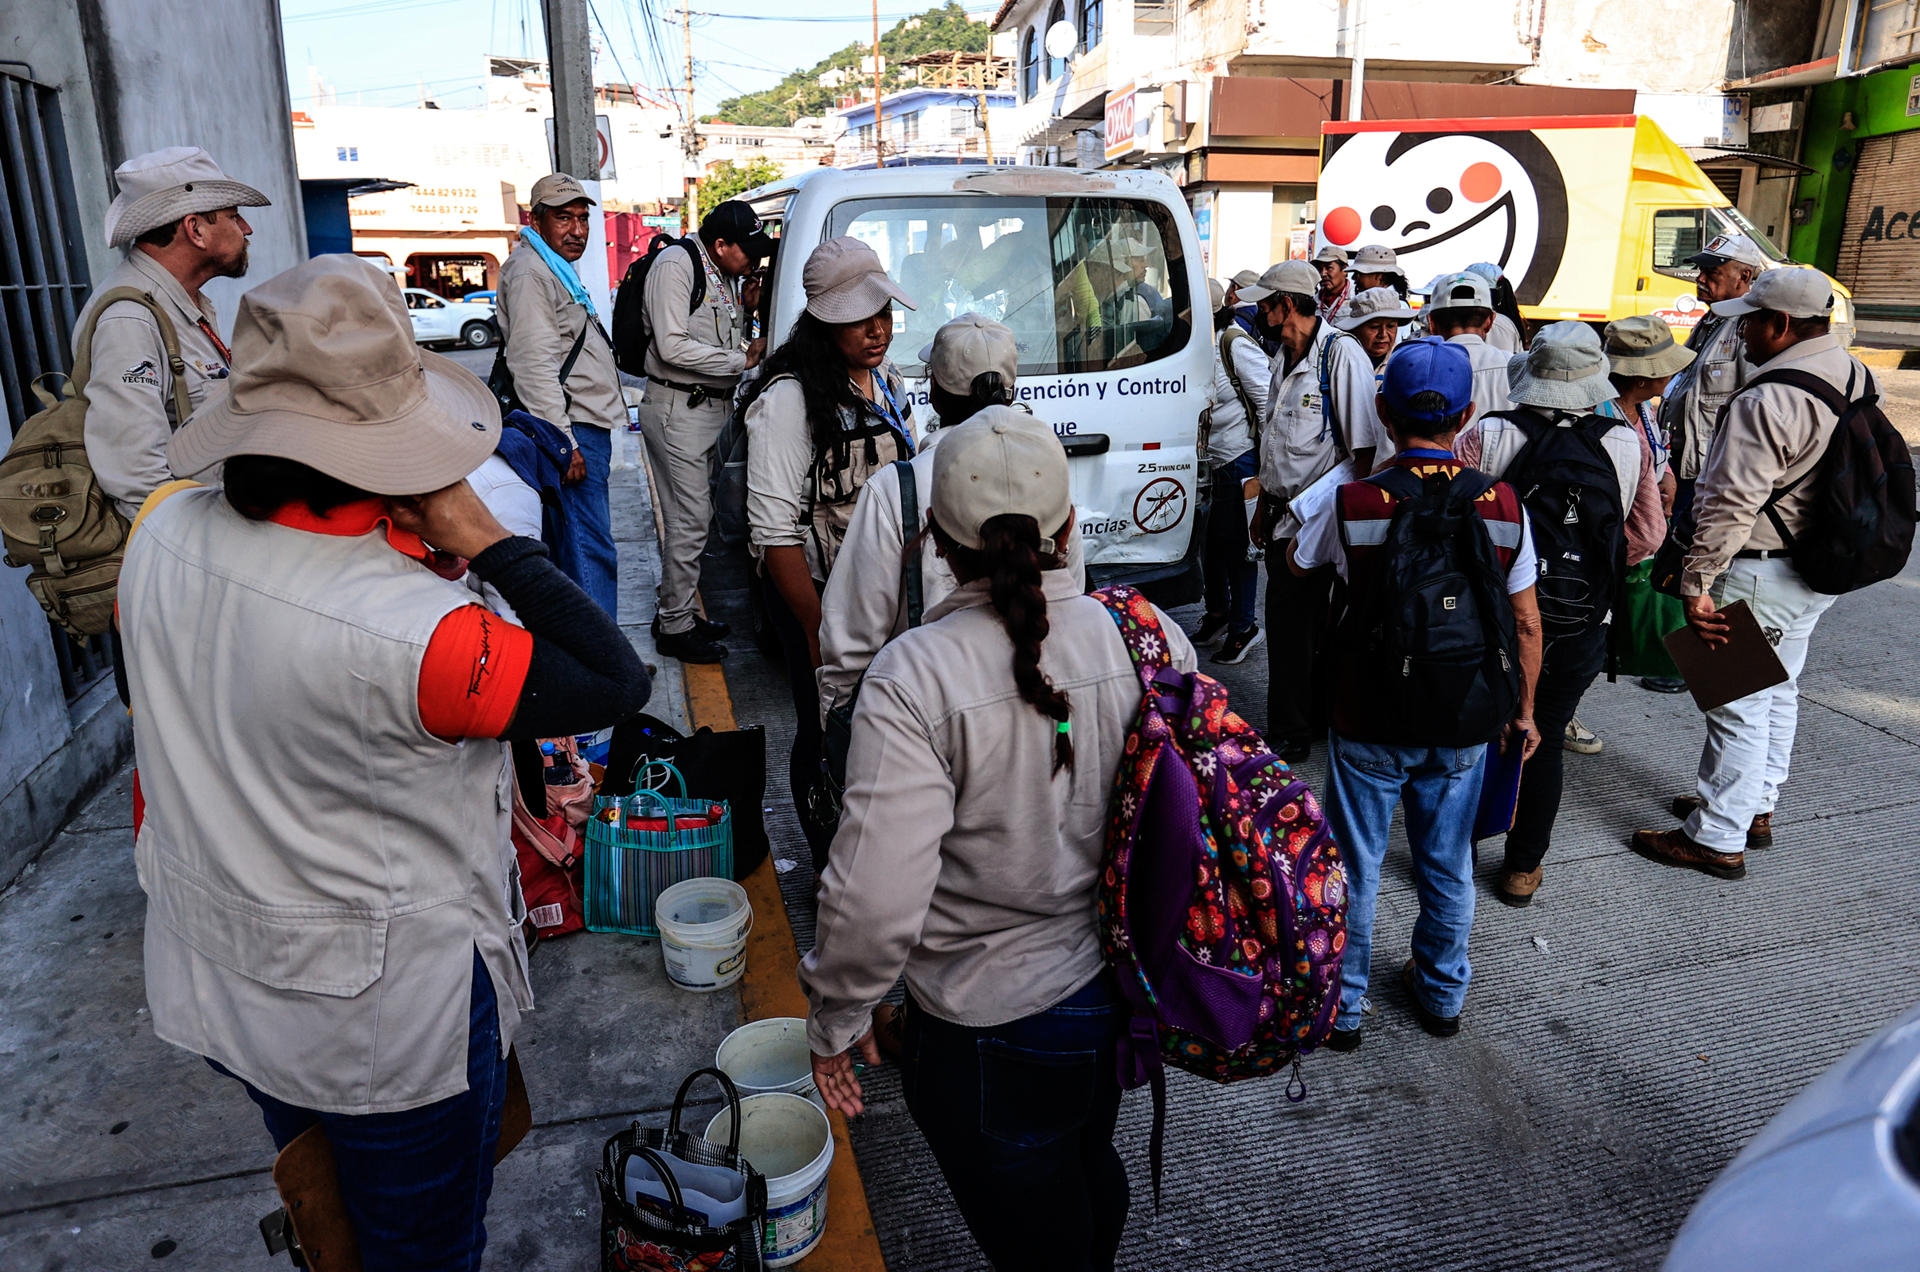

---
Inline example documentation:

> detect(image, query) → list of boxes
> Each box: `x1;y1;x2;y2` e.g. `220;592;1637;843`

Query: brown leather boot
1668;796;1775;848
1494;866;1542;907
1631;828;1746;880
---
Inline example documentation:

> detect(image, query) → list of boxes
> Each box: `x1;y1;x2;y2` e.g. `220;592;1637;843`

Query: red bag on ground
514;739;594;940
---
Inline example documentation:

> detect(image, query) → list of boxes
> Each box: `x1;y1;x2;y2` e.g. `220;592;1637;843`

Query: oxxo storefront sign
1105;84;1138;163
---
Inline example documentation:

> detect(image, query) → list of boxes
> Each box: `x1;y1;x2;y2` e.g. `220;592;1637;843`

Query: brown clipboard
1662;599;1790;712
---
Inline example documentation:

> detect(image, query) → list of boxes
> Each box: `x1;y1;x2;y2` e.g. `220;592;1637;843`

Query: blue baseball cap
1381;336;1474;424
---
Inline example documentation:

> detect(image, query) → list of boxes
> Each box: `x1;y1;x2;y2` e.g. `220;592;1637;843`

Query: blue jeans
560;423;618;621
1326;734;1487;1026
901;974;1129;1271
1203;449;1259;631
214;950;508;1272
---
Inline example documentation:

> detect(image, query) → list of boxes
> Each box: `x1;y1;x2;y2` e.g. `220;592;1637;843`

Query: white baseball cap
1230;268;1262;289
930;405;1071;549
919;313;1019;396
1710;266;1835;320
1426;271;1495;314
1237;260;1320;304
1689;233;1766;272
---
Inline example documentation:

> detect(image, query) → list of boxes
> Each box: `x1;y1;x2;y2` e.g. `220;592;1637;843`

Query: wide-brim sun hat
803;235;916;324
1604;314;1695;378
1335;287;1419;330
1506;320;1614;411
105;146;270;249
168;254;500;495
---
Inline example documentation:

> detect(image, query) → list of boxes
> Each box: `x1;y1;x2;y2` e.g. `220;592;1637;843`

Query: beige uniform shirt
1683;334;1879;596
495;241;623;441
816;433;1088;717
1448;332;1514;426
1661;313;1750;482
1260;320;1387;540
75;252;233;521
799;570;1198;1054
639;239;746;390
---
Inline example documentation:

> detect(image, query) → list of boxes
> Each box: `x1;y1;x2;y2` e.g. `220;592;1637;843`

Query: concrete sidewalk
0;456;750;1270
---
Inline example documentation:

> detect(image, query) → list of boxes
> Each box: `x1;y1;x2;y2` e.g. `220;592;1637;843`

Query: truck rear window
826;195;1192;378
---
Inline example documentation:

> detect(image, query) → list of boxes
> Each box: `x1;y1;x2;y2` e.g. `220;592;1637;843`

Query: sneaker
1630;827;1746;880
1400;960;1461;1038
1564;717;1602;755
655;626;728;664
1211;626;1265;665
1640;676;1688;694
653;614;731;643
1279;739;1313;765
1668;796;1774;848
1191;612;1232;646
1323;1026;1363;1053
1494;866;1542;907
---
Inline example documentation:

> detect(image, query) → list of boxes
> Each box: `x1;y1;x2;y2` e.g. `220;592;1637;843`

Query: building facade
0;0;308;879
832;87;1018;166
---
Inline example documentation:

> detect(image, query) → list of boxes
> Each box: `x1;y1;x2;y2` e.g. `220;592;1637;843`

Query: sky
281;0;960;117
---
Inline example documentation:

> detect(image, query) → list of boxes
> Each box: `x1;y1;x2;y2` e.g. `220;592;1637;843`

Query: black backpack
1336;467;1521;748
610;236;706;375
1488;408;1627;641
1748;365;1915;595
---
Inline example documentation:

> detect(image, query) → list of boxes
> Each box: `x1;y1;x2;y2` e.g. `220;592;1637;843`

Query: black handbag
603;714;769;881
599;1068;768;1272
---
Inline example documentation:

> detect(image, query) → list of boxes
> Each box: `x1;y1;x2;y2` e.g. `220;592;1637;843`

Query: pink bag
515;738;595;940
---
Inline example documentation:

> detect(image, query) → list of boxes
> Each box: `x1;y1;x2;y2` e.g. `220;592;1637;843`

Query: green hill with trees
708;2;989;127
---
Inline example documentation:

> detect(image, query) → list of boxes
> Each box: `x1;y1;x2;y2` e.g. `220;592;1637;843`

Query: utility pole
540;0;609;306
1346;0;1367;121
870;0;885;165
683;0;700;226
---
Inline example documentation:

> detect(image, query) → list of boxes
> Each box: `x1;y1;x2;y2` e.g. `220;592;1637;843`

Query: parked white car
402;287;498;349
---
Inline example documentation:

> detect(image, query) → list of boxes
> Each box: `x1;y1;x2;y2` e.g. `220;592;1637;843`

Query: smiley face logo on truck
1319;128;1569;305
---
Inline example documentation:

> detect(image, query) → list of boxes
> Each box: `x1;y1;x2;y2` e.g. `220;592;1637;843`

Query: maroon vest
1335;455;1525;594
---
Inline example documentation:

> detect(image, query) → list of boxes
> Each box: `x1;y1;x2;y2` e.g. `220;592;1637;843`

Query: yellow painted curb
683;658;887;1271
1851;346;1919;370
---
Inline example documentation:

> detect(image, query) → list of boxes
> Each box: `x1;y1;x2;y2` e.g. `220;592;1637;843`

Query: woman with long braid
798;406;1197;1272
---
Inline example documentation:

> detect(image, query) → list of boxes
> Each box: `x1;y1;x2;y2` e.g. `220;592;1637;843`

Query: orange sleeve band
418;605;535;741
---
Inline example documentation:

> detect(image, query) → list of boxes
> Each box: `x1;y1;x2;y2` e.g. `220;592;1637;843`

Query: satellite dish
1044;20;1077;60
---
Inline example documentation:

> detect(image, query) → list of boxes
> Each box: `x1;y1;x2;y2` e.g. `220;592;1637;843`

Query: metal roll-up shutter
1836;132;1920;312
1704;166;1744;205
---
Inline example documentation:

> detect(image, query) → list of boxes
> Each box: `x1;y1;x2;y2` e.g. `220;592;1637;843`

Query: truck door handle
1061;434;1110;457
1636;277;1648;292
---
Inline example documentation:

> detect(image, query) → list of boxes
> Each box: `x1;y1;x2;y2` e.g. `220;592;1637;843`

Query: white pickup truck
743;165;1213;601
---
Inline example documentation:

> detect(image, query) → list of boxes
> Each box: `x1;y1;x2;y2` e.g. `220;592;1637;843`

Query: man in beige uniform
639;200;769;663
1633;269;1877;881
79;147;269;520
496;172;624;619
1662;233;1764;485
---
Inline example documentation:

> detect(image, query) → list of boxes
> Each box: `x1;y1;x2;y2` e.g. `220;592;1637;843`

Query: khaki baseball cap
1230;268;1262;290
1313;244;1350;265
920;314;1018;396
802;236;915;324
1237;259;1320;304
168;255;499;495
930;405;1071;549
1603;314;1694;378
529;172;595;210
1427;270;1495;314
1710;266;1836;320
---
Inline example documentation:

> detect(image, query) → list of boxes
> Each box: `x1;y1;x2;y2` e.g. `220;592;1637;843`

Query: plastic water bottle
541;741;575;787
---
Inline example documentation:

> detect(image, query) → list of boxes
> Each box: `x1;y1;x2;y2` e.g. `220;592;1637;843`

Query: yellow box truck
1316;113;1852;339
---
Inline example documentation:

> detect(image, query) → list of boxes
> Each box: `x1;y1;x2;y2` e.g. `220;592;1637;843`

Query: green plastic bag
1615;559;1684;678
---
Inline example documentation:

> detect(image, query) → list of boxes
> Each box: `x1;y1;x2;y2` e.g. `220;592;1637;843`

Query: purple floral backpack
1094;587;1347;1190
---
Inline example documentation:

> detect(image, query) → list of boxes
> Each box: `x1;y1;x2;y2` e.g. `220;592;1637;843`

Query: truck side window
1652;210;1707;280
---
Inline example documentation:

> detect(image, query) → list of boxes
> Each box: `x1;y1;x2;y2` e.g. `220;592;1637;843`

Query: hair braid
979;514;1073;773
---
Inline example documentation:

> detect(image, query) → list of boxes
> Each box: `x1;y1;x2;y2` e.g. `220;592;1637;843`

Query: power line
688;7;924;21
289;74;481;103
283;0;460;22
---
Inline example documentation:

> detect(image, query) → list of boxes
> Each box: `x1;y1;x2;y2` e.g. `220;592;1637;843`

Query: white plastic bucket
706;1093;833;1267
715;1017;823;1111
655;877;752;993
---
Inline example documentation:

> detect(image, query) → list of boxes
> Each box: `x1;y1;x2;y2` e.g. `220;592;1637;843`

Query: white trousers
1684;557;1837;852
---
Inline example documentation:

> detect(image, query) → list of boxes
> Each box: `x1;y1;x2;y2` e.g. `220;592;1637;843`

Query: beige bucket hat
105;147;270;249
168;255;501;495
803;237;915;324
1506;321;1615;412
1603;314;1694;378
1336;286;1419;330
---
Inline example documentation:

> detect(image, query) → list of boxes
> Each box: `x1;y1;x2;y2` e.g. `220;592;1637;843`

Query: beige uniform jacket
495;242;623;441
816;432;1087;717
1260;320;1386;540
639;239;746;390
1683;334;1880;597
799;570;1197;1055
1661;313;1750;482
75;252;233;521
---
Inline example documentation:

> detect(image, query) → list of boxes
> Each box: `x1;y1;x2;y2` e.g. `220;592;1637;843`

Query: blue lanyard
867;371;914;456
